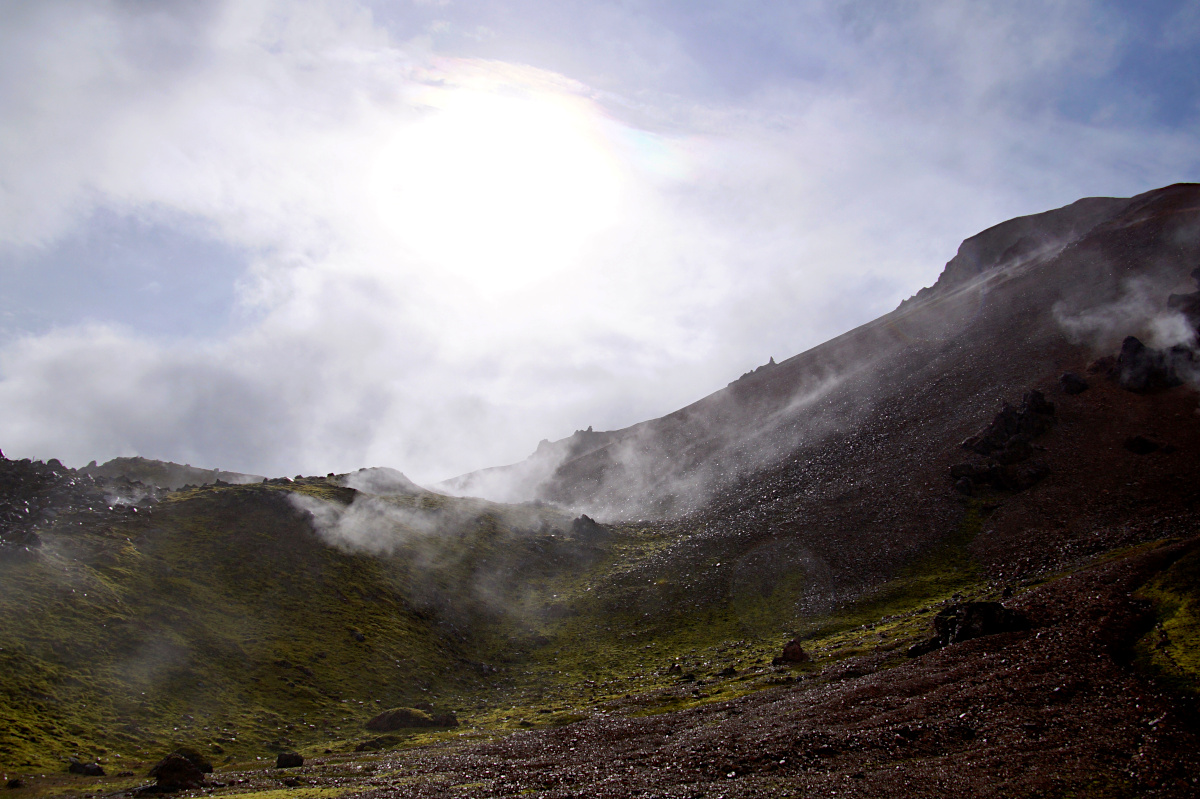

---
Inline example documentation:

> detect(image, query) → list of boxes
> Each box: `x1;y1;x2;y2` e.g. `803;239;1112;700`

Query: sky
1;0;1199;484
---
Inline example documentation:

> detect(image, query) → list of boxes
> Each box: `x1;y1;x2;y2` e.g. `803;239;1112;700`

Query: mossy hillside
0;481;594;773
2;476;997;785
1134;545;1200;694
473;505;988;724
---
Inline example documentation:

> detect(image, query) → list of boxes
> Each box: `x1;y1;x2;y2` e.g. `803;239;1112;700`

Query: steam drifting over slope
441;184;1200;520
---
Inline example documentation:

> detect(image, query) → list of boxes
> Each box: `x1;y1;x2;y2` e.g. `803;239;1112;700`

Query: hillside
442;185;1196;523
78;457;265;490
3;183;1200;797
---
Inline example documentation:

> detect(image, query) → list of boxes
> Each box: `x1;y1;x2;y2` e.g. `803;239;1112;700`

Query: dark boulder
949;458;1047;493
365;706;458;731
935;601;1030;643
909;601;1030;657
148;754;204;791
164;747;211;774
570;514;611;543
6;778;23;789
772;637;810;666
954;391;1057;494
1060;372;1089;395
963;391;1055;460
275;752;304;769
67;758;105;777
1115;336;1186;392
429;711;458;727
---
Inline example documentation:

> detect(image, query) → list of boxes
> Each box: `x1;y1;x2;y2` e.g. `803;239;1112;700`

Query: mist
1;0;1198;485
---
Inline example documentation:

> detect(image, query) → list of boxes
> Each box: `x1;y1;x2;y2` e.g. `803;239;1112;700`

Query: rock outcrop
908;602;1031;657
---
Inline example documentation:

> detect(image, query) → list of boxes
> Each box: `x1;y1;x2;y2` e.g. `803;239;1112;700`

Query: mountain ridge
440;183;1200;523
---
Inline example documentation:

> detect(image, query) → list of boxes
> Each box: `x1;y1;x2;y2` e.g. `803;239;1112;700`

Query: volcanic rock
962;390;1055;459
1115;336;1187;392
1060;372;1089;395
161;747;212;774
908;601;1031;657
365;707;457;731
275;752;304;768
772;637;810;666
148;754;204;791
570;514;611;542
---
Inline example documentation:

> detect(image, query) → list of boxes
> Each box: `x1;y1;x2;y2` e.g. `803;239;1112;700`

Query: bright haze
1;0;1199;484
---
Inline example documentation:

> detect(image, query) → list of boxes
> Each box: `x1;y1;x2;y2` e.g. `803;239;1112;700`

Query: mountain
3;183;1200;797
441;185;1196;523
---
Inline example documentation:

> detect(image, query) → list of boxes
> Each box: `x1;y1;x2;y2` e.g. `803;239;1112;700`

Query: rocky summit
3;184;1200;797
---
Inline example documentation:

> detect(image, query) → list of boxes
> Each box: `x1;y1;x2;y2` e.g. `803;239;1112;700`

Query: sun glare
372;77;626;292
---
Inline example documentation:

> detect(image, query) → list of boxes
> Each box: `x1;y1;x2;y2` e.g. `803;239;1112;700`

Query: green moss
0;481;585;773
1134;547;1200;693
221;789;354;799
1;481;994;791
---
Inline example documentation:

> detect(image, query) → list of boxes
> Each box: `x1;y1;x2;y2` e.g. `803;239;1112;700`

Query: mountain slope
3;184;1200;796
444;184;1198;523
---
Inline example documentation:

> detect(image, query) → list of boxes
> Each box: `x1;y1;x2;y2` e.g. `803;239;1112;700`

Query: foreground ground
8;527;1200;799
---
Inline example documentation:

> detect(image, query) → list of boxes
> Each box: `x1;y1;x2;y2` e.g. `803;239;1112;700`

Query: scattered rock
717;666;738;677
67;758;105;777
772;637;810;666
1060;372;1089;395
1124;436;1161;455
667;663;682;675
148;753;204;791
908;602;1031;657
275;752;304;769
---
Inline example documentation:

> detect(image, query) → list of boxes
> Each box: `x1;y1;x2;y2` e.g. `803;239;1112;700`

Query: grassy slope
1135;547;1200;694
5;475;1197;794
0;480;587;773
0;481;990;777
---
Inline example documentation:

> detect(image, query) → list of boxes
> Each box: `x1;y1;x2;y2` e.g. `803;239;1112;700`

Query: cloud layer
1;0;1197;483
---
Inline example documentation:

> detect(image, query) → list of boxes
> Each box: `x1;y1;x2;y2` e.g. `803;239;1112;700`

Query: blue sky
1;0;1198;483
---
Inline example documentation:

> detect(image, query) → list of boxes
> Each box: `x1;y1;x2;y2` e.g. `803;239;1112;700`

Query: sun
371;68;626;293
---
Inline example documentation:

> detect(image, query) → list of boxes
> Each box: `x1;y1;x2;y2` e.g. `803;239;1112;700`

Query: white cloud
0;0;1197;484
